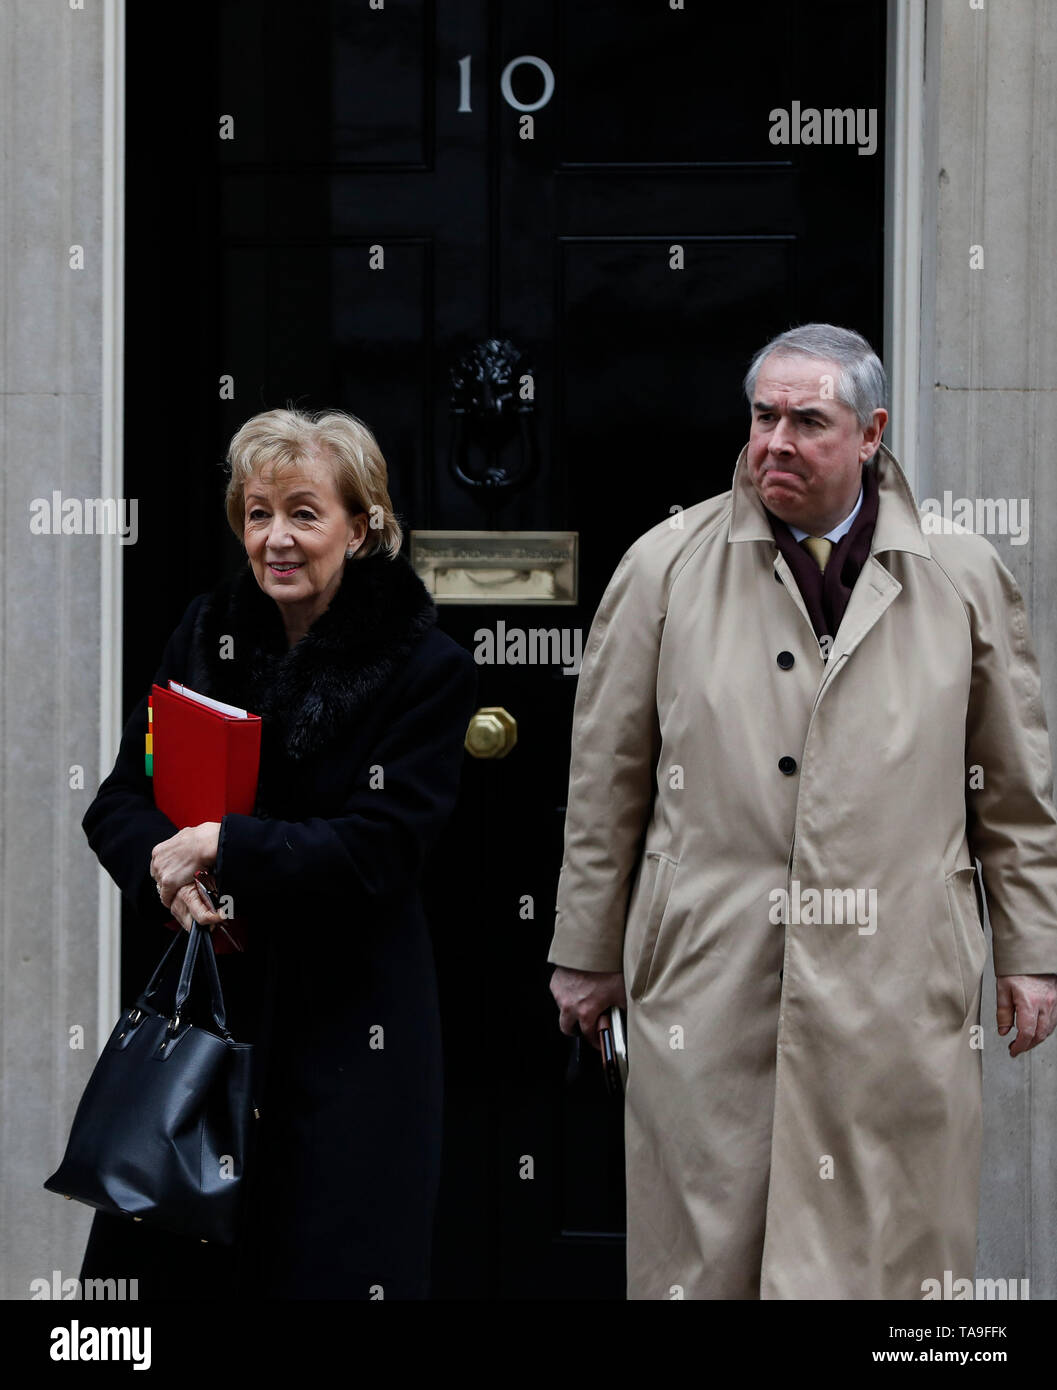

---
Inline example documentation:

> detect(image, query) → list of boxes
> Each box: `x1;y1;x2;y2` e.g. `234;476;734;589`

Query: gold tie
801;535;833;572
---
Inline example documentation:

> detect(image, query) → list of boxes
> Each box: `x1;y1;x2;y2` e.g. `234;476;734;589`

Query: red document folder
150;682;262;952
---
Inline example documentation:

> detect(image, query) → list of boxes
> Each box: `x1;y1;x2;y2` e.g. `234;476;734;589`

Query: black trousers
80;1208;243;1299
79;1209;430;1300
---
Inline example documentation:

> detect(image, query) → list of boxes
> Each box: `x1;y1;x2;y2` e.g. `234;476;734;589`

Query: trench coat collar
727;441;930;560
727;442;931;679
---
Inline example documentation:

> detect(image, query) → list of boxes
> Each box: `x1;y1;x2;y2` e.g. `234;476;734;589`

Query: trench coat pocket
944;865;988;1018
627;851;679;1000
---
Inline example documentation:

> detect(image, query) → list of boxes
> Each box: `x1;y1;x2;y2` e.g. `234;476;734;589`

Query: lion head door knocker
448;339;539;520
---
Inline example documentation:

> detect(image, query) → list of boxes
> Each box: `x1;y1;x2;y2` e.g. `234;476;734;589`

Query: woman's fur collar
189;551;437;761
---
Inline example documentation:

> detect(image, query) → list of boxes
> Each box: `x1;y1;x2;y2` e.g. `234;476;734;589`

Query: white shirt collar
787;482;864;544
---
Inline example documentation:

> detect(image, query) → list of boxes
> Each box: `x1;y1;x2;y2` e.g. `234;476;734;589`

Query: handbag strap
174;923;233;1038
136;922;232;1039
172;922;204;1020
138;926;189;1007
193;923;231;1036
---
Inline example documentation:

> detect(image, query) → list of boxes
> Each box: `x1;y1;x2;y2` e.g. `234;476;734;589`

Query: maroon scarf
764;462;880;643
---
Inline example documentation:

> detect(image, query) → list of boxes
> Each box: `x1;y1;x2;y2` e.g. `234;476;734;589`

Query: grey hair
743;323;888;429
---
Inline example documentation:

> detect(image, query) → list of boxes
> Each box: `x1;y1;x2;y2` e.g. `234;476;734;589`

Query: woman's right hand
168;882;226;934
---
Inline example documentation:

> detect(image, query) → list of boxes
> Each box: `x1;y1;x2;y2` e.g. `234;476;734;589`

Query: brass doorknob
465;706;517;759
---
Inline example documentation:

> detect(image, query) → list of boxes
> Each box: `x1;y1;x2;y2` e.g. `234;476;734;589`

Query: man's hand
550;966;627;1051
996;973;1057;1057
150;822;222;911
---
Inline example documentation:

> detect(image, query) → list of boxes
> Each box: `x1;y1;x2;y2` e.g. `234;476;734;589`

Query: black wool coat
79;551;477;1299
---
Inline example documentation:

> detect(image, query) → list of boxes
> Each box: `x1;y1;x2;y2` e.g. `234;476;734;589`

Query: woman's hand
150;822;222;909
168;881;226;934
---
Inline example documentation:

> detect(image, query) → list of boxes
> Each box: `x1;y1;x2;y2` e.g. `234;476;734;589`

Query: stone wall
919;0;1057;1299
0;0;117;1300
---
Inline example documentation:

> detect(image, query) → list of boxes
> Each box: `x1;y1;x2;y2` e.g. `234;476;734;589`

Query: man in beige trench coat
548;324;1057;1300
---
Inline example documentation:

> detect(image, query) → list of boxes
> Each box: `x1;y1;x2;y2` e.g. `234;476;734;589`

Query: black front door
124;0;888;1298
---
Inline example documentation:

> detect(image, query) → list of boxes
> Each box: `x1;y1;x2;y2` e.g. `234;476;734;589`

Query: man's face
746;353;886;533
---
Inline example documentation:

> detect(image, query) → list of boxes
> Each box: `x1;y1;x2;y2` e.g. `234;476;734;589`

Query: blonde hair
224;407;403;558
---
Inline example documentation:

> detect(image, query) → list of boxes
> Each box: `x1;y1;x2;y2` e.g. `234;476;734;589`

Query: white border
98;0;125;1045
885;0;926;490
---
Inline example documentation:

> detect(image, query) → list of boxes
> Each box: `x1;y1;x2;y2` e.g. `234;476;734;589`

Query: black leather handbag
44;922;256;1245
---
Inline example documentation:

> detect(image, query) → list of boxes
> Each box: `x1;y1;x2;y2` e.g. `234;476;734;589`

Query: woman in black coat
78;407;477;1299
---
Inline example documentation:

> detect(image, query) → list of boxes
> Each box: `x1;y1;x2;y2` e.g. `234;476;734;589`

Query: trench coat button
777;650;794;669
778;755;797;775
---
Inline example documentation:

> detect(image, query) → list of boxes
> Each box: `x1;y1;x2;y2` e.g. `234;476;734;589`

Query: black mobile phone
193;871;242;952
599;1013;621;1097
600;1008;629;1097
194;870;222;913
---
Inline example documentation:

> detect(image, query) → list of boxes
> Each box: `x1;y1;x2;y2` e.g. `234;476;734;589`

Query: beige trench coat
549;444;1057;1300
